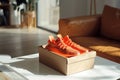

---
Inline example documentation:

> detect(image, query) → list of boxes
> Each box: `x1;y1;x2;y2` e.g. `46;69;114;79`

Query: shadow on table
8;57;62;75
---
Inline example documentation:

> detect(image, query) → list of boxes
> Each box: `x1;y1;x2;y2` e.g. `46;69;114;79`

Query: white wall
95;0;105;14
37;0;59;26
60;0;120;18
105;0;120;8
37;0;59;32
37;0;50;26
37;0;106;21
60;0;105;18
37;0;120;32
60;0;89;18
87;0;105;15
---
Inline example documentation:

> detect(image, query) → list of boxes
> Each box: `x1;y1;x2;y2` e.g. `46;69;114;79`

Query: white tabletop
0;53;120;80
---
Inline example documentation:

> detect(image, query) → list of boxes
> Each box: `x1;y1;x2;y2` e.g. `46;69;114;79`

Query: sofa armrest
58;15;101;37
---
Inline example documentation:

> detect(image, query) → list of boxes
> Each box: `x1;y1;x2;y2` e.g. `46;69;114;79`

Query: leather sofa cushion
71;37;120;63
59;15;101;37
101;5;120;41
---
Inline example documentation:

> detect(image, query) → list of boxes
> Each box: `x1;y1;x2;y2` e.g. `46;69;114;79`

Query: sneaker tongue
63;35;70;41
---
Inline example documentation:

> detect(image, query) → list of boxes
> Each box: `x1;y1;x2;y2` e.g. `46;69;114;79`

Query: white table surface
0;53;120;80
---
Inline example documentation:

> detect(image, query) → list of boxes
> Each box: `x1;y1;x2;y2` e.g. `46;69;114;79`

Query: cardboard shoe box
38;45;96;75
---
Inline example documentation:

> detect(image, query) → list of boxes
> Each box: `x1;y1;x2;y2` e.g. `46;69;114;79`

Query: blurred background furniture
0;0;10;26
58;5;120;63
21;11;36;28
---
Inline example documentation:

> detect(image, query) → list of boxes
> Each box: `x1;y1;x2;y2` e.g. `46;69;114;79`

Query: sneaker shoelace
47;35;80;56
57;34;88;53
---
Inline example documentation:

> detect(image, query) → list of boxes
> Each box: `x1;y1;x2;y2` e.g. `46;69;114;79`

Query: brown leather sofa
58;5;120;63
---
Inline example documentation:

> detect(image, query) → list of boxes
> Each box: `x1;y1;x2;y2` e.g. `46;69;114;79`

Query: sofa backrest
101;5;120;41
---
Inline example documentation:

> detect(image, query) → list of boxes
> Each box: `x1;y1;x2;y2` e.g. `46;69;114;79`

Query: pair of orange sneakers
45;34;88;58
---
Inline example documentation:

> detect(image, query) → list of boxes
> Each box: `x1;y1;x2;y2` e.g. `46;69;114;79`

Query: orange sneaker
45;35;80;58
57;34;89;54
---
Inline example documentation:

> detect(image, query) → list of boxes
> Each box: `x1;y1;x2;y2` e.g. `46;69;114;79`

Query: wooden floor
0;28;56;58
